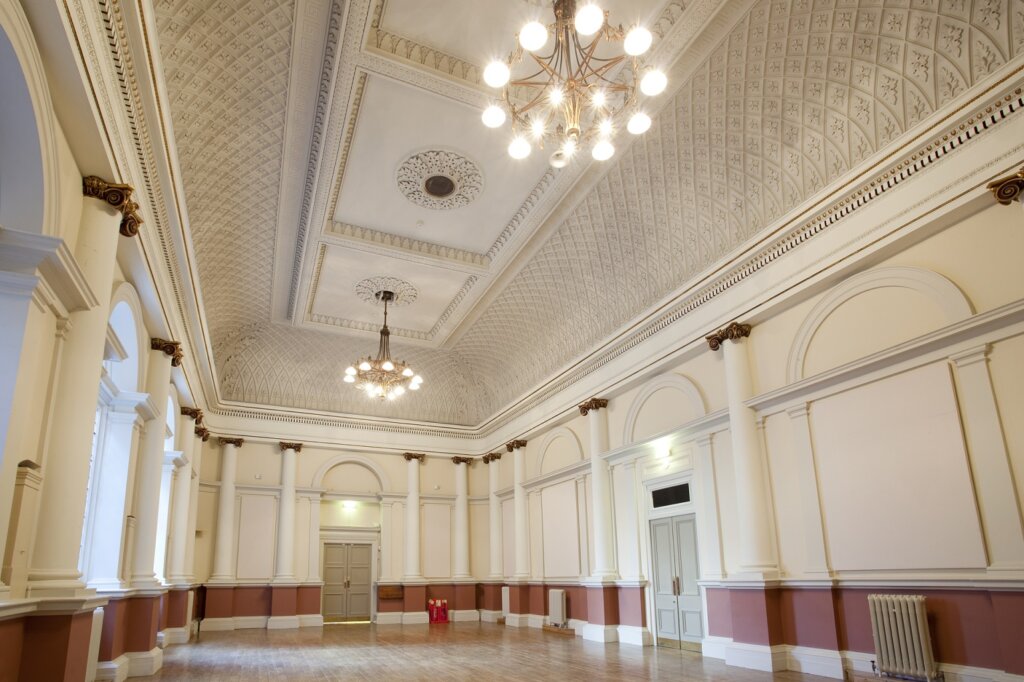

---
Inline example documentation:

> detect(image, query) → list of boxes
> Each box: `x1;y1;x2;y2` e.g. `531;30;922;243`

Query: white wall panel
541;480;580;579
235;494;276;580
501;498;514;578
812;362;987;571
421;502;451;578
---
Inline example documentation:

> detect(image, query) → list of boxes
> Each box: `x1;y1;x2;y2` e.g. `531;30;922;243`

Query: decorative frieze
403;452;425;462
451;456;473;465
279;442;303;452
988;166;1024;205
578;398;608;416
150;338;183;366
180;406;203;423
705;322;752;351
482;453;502;464
82;175;143;237
218;437;244;448
505;439;527;452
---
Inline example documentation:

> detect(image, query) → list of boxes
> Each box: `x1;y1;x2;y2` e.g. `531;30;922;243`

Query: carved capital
578;398;609;416
280;442;303;453
403;452;425;462
706;321;752;351
195;426;210;442
505;439;527;452
482;453;503;464
451;456;473;465
82;176;143;237
988;166;1024;205
150;338;183;366
219;437;244;448
181;406;203;423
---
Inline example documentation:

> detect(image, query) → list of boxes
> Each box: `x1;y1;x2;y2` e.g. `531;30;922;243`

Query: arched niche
312;454;390;494
0;1;60;236
536;426;584;475
106;283;147;393
623;374;707;446
787;267;974;383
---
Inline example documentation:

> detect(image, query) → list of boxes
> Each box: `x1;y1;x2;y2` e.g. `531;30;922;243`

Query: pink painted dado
99;595;161;663
706;585;1024;676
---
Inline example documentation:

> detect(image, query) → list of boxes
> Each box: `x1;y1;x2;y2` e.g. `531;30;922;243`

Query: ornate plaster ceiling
154;0;1024;427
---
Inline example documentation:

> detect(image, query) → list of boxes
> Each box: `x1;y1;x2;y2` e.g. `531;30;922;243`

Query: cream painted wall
989;335;1024;513
469;501;488;578
193;488;216;582
322;463;382;495
53;121;83;256
320;500;379;527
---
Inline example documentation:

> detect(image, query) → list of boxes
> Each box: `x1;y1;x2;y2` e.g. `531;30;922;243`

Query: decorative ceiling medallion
355;276;418;306
396;150;483;210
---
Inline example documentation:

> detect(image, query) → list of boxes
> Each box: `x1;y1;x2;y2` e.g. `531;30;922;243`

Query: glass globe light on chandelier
480;0;667;168
344;290;422;400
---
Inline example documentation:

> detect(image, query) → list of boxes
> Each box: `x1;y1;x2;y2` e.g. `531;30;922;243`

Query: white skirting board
450;609;480;622
505;613;530;627
299;614;324;627
581;623;619;643
267;615;301;629
94;655;128;682
401;611;429;625
86;607;104;682
527;614;545;628
702;639;1024;682
161;625;191;645
479;609;502;622
125;647;163;677
617;625;653;646
376;612;403;625
200;616;269;631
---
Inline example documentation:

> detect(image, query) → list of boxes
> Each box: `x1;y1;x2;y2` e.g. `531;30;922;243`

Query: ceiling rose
355;276;418;306
396;150;483;210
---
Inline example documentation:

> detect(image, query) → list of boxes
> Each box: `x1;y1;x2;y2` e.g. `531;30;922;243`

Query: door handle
672;577;680;596
344;578;350;589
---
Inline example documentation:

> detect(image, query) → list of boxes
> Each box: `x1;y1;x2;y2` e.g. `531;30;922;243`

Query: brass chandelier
344;291;422;400
481;0;667;167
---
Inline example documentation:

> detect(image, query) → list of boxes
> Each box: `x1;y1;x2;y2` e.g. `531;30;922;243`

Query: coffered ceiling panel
308;244;476;338
332;73;550;253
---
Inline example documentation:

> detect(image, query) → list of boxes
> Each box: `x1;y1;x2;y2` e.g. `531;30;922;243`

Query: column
274;442;302;581
452;457;472;579
483;453;503;579
951;346;1024;570
580;398;617;579
694;435;726;579
403;453;424;581
509;440;529;579
129;339;179;587
210;436;243;582
29;177;138;596
707;322;777;576
184;426;209;581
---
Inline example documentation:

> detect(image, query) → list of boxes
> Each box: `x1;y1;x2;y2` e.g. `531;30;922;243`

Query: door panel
673;516;704;642
322;543;374;622
650;519;681;644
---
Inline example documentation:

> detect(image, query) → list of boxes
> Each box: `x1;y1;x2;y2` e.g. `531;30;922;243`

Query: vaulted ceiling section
153;0;1024;427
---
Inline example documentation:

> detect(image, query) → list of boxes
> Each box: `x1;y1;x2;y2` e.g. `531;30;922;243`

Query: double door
323;543;372;622
650;515;703;650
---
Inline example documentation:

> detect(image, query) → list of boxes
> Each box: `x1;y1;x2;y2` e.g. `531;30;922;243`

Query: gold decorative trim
195;427;210;442
181;406;203;423
505;439;528;452
705;322;752;352
578;398;609;416
150;338;183;366
279;441;303;452
482;453;502;464
451;456;473;465
988;166;1024;205
218;437;244;448
82;175;143;237
403;452;425;462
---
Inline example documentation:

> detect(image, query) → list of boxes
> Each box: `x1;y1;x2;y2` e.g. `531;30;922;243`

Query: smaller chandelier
344;290;422;400
481;0;667;167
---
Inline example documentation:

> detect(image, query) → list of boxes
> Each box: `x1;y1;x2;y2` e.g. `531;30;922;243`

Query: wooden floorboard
140;622;832;681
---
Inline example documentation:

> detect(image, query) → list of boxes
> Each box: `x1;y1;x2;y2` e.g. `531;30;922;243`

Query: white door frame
640;468;699;647
320;527;379;621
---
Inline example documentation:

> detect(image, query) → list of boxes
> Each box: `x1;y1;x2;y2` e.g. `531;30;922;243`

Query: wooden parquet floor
140;622;832;681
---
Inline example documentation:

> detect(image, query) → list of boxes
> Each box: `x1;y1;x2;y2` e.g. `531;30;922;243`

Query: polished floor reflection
139;622;832;681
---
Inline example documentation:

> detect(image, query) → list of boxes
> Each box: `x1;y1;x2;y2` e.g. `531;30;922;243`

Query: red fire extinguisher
439;599;449;623
428;598;437;623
